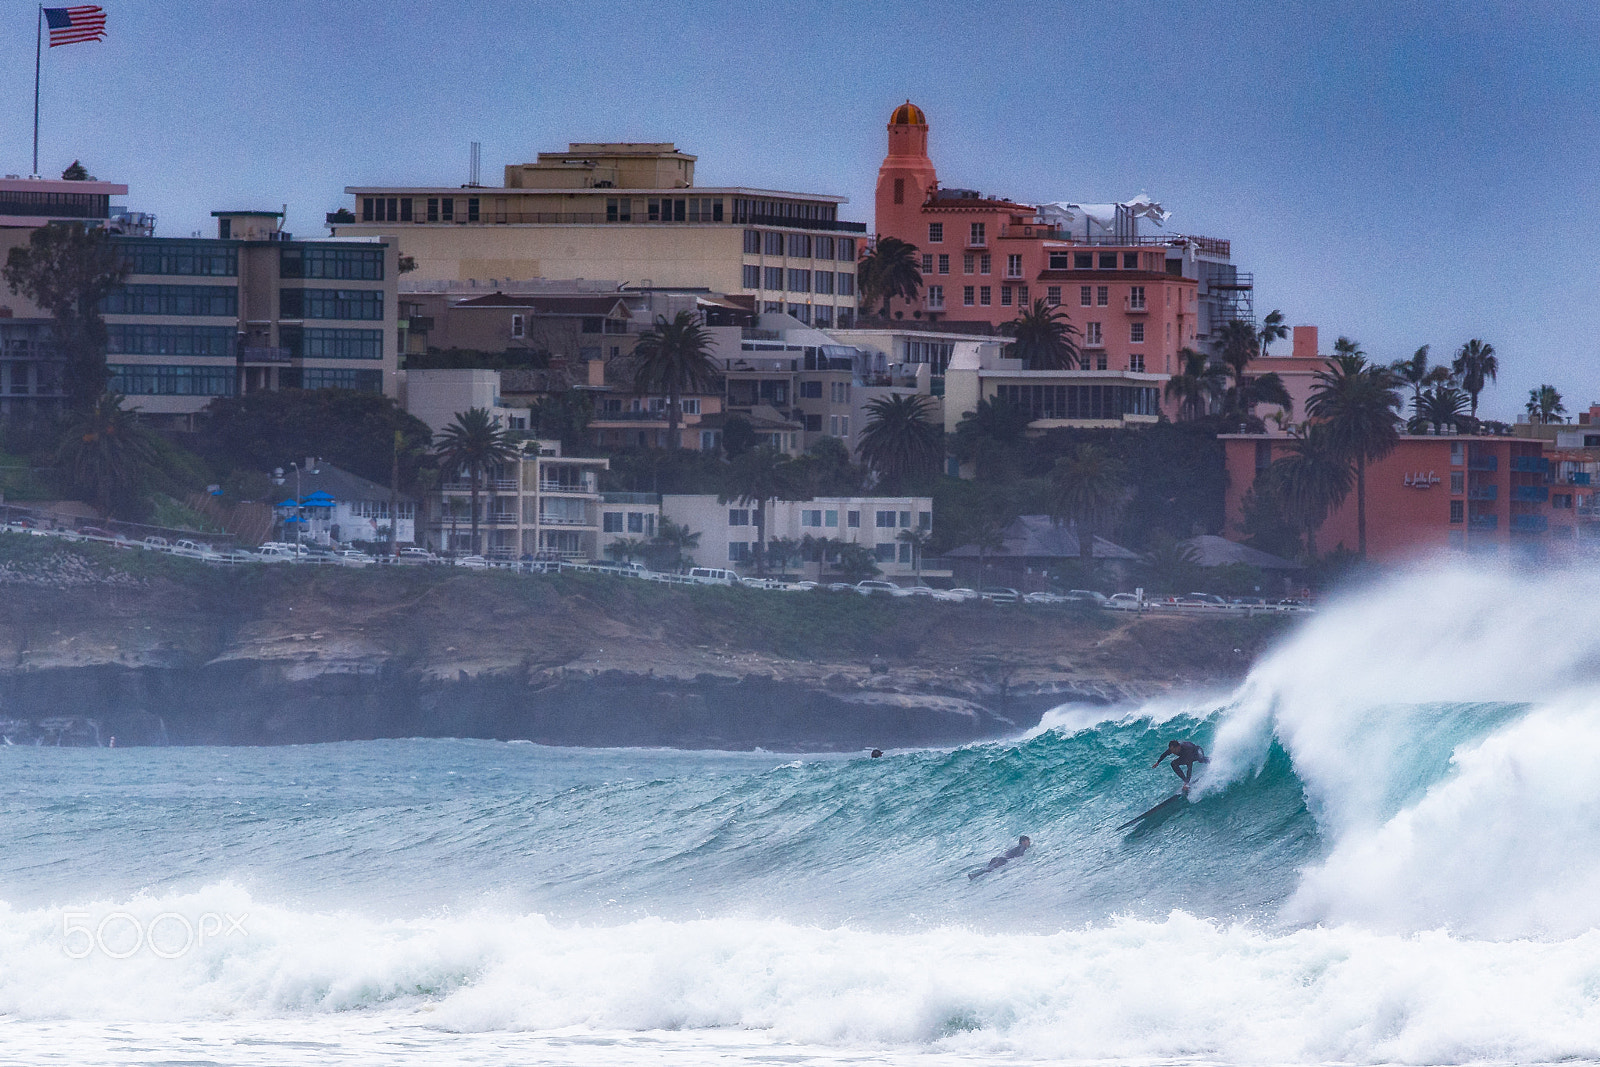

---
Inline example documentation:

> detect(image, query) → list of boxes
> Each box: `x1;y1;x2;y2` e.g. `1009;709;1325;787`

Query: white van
688;567;742;586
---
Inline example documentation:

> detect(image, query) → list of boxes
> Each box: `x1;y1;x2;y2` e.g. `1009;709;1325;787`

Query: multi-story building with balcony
871;102;1255;421
336;141;865;329
431;438;608;559
100;210;399;427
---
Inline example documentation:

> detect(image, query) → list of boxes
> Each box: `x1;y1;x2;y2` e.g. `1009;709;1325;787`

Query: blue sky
6;0;1596;419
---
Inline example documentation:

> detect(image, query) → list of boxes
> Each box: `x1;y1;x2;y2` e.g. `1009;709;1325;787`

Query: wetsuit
970;839;1031;879
1155;741;1209;785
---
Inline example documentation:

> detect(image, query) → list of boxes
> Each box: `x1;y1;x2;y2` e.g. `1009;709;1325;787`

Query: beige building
337;142;864;328
432;438;608;559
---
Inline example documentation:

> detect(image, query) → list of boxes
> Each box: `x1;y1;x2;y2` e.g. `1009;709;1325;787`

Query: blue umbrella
276;499;299;508
282;516;307;524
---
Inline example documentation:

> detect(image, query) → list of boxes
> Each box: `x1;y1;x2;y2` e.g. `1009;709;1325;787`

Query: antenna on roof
469;142;481;187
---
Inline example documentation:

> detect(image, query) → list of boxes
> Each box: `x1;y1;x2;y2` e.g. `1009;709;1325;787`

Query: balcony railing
1511;514;1549;533
239;346;291;364
1468;515;1499;530
1467;485;1498;501
1568;472;1592;486
1514;485;1550;503
1467;455;1499;471
1511;456;1551;473
1124;297;1148;313
539;513;595;527
539;480;594;494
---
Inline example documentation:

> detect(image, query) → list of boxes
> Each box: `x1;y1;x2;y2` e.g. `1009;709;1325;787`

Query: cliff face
0;544;1287;749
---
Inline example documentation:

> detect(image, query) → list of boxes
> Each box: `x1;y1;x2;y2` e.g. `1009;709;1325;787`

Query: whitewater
5;565;1600;1065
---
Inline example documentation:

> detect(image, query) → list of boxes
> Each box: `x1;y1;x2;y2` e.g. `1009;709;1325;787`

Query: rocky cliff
0;539;1290;750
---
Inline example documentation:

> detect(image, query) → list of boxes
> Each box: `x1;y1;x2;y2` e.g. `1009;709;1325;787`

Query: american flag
44;6;106;47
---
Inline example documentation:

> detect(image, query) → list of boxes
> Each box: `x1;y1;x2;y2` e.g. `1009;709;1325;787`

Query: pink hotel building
871;102;1253;423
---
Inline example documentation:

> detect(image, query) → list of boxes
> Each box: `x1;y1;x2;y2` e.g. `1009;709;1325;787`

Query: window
1085;322;1102;345
1098;253;1117;268
1129;353;1145;372
1080;286;1092;307
899;511;911;527
743;264;761;288
763;231;784;255
1006;254;1023;278
894;178;904;205
830;381;850;403
281;245;385;280
1048;252;1072;270
1000;286;1012;306
1451;471;1464;493
441;198;454;222
814;305;833;327
918;510;931;529
799;380;822;399
816;236;835;259
280;288;383;321
979;286;991;306
1097;286;1109;307
1129;285;1146;310
743;230;761;253
847;510;861;528
426;198;439;222
687;197;721;221
876;510;896;528
1123;252;1138;268
118;239;237;277
467;198;480;222
937;254;949;274
102;284;237;317
1095;353;1107;370
926;284;944;307
840;416;848;436
815;271;835;295
829;415;840;436
280;327;384;361
963;253;975;274
603;513;623;533
106;324;233;356
607;198;634;223
802;510;823;527
963;286;975;306
108;364;235;397
1075;252;1093;268
875;543;897;563
928;222;944;243
969;222;986;245
787;269;810;292
898;542;912;563
1018;285;1029;304
1255;440;1273;472
277;368;384;392
1450;500;1464;524
1451;442;1464;463
921;253;934;273
728;509;750;526
837;239;855;261
825;509;839;527
1130;322;1144;343
627;512;646;534
788;233;811;258
837;273;854;296
804;413;822;431
511;314;524;339
763;266;783;289
728;542;751;562
980;254;991;274
680;398;700;415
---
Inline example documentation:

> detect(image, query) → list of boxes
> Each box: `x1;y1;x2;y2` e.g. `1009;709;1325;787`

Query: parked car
333;549;374;567
789;581;820;591
453;555;490;569
688;567;741;585
900;585;937;598
1064;589;1109;606
855;580;900;596
980;587;1021;603
1106;592;1146;611
943;587;981;602
1230;596;1268;608
1024;591;1066;604
1185;592;1229;607
397;547;440;564
252;545;298;563
826;582;855;592
143;536;170;549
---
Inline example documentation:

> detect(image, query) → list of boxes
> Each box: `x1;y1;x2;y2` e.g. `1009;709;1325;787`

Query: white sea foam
3;884;1600;1063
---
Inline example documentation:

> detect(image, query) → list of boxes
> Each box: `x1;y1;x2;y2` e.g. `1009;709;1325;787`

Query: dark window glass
107;363;235;396
102;284;237;317
1074;252;1093;268
116;240;238;277
106;324;235;356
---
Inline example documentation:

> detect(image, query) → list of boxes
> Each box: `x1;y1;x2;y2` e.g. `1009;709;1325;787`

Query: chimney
1292;325;1318;359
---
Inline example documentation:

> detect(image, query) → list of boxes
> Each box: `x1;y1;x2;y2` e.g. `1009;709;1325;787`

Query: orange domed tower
875;100;938;242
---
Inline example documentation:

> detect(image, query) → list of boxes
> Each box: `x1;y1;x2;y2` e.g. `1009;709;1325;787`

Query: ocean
4;563;1600;1065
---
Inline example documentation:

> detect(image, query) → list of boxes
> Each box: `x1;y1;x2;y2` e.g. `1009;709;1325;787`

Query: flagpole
31;5;42;177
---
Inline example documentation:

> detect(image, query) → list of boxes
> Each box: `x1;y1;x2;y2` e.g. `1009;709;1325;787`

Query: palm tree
651;518;701;573
1164;348;1228;420
1413;384;1469;434
858;235;923;317
1525;384;1566;425
1002;299;1080;369
856;393;942;489
1257;309;1289;358
56;392;159;518
897;527;933;585
1451;339;1498;422
433;407;516;556
1215;319;1292;423
952;395;1030;477
719;445;788;576
1269;425;1354;558
1390;345;1450;417
765;536;802;577
630;311;719;450
605;537;647;565
970;515;1010;589
1307;346;1402;558
1047;444;1126;563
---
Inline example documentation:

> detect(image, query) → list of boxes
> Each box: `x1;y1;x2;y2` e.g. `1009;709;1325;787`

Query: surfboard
1116;793;1185;831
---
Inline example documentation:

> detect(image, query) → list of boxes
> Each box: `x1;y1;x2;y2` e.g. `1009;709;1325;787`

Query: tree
858;236;922;316
785;437;867;497
721;414;757;458
856;393;942;489
834;541;881;583
397;255;417;274
1257;309;1289;358
1413;384;1469;434
61;160;90;181
1451;339;1498;422
605;537;647;565
630;311;718;449
1047;443;1125;563
56;393;159;518
764;536;802;577
1307;343;1402;558
952;395;1030;479
1269;425;1353;558
649;518;700;573
1140;536;1203;596
719;445;789;575
3;223;129;411
530;388;594;454
1002;299;1080;369
1390;345;1451;418
1525;384;1566;425
432;407;517;556
1215;318;1292;424
1164;348;1227;421
969;515;1010;588
897;527;933;585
